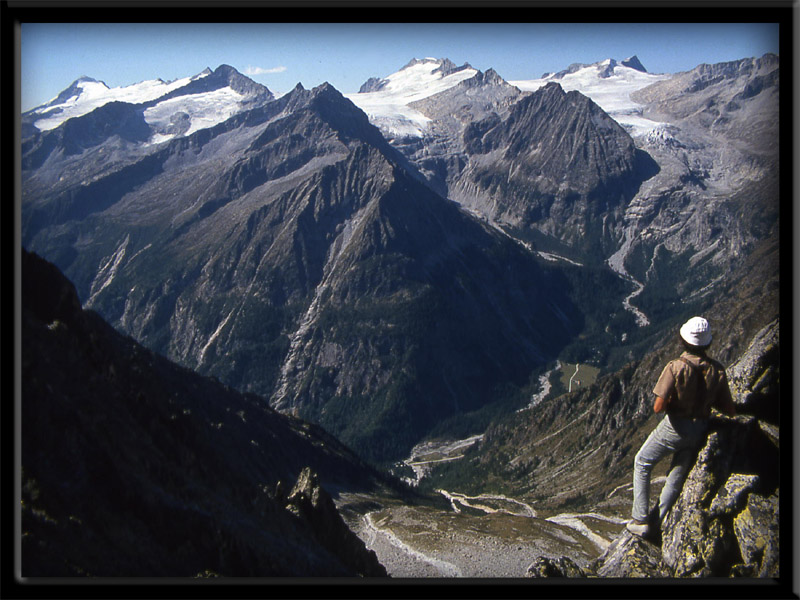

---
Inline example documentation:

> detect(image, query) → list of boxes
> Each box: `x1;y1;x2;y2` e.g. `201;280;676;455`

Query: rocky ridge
528;413;780;579
21;249;390;577
353;60;659;261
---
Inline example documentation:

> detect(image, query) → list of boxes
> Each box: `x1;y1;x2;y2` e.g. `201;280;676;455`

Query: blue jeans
632;414;708;523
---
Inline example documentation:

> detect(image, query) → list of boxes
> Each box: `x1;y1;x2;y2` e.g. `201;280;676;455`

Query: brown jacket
653;352;736;419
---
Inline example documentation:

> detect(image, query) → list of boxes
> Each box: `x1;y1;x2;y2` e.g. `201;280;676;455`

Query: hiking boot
626;520;649;537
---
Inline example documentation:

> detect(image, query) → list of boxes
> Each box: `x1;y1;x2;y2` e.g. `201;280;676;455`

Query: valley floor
338;491;632;578
337;435;672;578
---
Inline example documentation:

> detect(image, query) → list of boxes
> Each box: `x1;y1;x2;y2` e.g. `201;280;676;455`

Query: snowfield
346;58;478;138
142;86;247;144
30;72;207;131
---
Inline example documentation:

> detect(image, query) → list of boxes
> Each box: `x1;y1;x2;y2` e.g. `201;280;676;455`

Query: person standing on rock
627;316;737;538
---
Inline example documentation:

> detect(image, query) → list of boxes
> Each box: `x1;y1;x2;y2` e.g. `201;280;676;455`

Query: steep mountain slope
268;160;582;461
353;55;780;367
451;81;659;258
21;249;389;577
352;58;660;262
513;55;780;333
22;69;582;464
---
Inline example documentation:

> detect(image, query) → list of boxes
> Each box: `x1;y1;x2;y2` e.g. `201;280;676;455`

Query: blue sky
21;22;781;111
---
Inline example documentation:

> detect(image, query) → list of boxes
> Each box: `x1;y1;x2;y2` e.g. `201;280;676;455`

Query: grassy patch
558;362;601;392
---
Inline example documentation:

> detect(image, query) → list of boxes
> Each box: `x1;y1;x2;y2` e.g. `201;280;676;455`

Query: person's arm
716;379;737;416
652;363;675;414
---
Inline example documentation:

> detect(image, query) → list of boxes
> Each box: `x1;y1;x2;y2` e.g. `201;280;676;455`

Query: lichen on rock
526;555;588;578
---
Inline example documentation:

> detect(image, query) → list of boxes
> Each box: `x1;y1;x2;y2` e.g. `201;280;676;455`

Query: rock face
588;415;779;578
21;249;391;577
726;318;780;423
451;81;658;257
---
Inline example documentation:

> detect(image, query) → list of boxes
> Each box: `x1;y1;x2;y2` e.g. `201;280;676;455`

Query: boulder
591;533;668;577
526;556;588;577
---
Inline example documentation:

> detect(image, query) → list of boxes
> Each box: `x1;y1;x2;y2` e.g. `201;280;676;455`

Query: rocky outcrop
589;415;780;578
657;417;779;578
726;318;779;423
525;359;780;581
283;467;387;576
526;414;779;579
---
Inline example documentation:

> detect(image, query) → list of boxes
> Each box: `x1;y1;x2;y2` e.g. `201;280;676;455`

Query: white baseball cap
680;316;712;347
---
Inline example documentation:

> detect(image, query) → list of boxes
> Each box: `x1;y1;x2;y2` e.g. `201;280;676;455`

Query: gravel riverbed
339;496;619;578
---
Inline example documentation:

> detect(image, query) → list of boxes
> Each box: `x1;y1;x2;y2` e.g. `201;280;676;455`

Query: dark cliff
20;249;388;577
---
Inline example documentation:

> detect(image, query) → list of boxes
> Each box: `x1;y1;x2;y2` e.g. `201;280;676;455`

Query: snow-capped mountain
23;64;274;147
21;79;581;464
345;53;778;337
27;73;206;131
511;57;672;137
346;58;479;138
347;56;670;140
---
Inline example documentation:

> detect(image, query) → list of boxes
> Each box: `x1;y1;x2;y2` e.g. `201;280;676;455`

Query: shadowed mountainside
21;249;391;577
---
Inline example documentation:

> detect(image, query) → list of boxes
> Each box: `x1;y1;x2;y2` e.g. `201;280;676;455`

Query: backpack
676;356;715;417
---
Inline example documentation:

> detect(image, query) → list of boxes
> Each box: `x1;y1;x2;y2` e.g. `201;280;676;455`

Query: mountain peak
213;64;239;77
38;76;107;110
475;67;506;86
172;63;273;100
400;57;438;69
312;81;348;98
621;55;647;73
543;56;648;80
400;57;473;77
